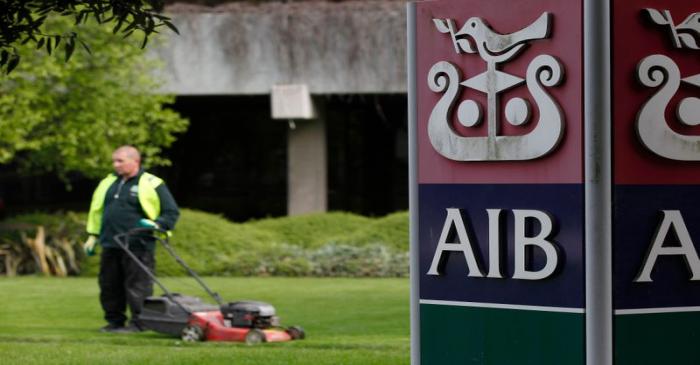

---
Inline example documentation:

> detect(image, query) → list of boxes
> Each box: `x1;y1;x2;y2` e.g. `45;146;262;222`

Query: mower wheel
245;329;266;345
181;324;205;342
286;326;306;340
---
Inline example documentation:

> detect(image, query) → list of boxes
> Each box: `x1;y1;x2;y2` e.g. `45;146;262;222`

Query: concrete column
287;99;327;215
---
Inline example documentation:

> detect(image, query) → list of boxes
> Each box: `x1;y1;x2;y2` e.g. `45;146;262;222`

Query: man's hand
83;235;97;256
138;219;160;230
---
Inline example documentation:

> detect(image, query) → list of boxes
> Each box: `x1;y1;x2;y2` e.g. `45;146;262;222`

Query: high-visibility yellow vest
86;172;164;235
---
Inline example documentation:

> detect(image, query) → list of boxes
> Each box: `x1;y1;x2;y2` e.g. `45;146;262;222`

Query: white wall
158;1;407;95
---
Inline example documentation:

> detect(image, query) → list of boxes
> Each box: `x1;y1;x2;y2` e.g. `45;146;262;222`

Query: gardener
83;145;180;333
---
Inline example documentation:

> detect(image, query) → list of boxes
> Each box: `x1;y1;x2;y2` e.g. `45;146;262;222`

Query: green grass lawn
0;277;409;365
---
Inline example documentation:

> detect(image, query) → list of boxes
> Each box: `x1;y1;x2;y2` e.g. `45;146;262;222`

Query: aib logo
637;9;700;161
428;12;565;161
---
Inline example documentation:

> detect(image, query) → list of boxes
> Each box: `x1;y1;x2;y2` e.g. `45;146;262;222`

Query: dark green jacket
91;169;179;250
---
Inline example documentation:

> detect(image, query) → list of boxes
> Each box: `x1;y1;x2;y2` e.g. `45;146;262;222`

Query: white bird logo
427;12;565;161
434;13;550;64
456;13;550;63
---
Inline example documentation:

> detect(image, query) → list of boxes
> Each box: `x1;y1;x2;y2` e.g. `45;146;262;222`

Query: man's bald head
114;145;141;162
112;145;141;178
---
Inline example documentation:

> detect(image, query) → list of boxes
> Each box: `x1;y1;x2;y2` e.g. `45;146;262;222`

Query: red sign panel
416;0;583;184
613;0;700;184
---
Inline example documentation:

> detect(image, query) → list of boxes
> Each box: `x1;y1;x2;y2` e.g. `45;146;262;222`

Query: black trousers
98;247;155;327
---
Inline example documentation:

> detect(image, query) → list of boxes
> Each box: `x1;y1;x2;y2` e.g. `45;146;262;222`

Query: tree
0;0;178;73
0;15;188;184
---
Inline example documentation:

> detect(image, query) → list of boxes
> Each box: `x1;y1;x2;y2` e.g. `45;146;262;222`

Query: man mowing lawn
84;145;180;333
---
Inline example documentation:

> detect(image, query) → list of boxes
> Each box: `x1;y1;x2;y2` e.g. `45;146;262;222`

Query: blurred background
0;4;410;362
0;0;409;222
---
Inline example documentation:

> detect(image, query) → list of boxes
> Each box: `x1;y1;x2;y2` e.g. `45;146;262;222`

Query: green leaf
146;16;155;34
140;35;148;49
78;39;92;55
6;55;20;74
78;10;90;24
163;21;179;35
0;50;8;65
34;16;48;27
122;20;138;34
113;18;124;34
65;38;76;62
37;7;53;16
46;38;53;55
36;38;45;49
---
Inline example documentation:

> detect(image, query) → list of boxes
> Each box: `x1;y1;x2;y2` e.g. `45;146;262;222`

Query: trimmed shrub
246;212;373;248
309;243;408;277
216;243;409;277
0;209;409;277
328;211;409;251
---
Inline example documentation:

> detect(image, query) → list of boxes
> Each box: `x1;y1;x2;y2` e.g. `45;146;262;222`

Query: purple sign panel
419;184;584;308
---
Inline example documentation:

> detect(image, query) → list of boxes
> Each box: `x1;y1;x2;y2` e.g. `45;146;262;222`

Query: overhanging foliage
0;15;188;181
0;0;178;73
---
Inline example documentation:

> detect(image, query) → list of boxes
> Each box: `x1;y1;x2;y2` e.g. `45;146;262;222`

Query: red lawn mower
114;228;305;344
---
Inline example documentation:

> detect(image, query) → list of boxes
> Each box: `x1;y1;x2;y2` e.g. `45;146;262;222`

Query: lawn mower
114;227;305;344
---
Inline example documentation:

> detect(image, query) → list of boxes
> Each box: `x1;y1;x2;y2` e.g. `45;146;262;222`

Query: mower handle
113;227;225;310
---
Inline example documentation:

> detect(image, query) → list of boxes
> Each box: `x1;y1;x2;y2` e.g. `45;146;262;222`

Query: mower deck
182;311;305;344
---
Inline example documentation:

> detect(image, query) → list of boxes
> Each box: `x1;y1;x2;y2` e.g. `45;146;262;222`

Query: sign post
408;0;700;364
612;1;700;364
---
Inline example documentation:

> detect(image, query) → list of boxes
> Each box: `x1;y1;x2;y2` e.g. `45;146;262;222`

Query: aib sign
629;8;700;283
612;5;700;364
614;5;700;315
417;0;584;311
636;9;700;161
427;208;560;281
415;2;584;362
426;13;564;161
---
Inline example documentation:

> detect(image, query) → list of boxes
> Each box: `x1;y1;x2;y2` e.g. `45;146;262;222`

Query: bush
328;211;409;251
309;244;408;277
1;209;409;277
216;243;408;277
0;212;86;276
246;212;373;248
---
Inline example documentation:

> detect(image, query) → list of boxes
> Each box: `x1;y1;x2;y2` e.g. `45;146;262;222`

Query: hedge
0;209;408;277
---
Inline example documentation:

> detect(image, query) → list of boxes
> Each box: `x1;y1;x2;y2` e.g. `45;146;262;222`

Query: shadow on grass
0;332;405;352
0;333;184;348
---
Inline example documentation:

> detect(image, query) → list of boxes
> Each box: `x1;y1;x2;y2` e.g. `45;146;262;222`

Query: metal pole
407;3;420;365
584;0;613;364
